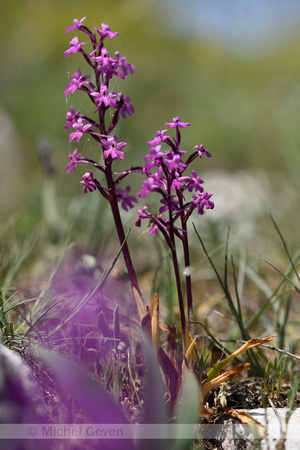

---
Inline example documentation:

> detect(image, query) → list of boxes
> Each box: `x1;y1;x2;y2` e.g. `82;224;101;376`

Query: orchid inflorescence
64;17;214;345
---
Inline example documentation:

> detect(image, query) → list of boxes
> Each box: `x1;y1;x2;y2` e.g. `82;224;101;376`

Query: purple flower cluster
135;116;214;238
132;116;214;343
64;17;142;299
64;17;137;207
63;18;215;345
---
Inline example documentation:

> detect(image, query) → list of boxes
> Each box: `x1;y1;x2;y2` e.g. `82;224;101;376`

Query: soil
225;377;300;409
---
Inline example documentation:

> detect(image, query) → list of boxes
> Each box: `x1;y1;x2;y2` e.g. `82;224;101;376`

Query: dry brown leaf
206;335;276;381
186;329;198;368
150;292;160;350
182;336;197;378
141;307;151;337
200;404;215;419
202;363;251;400
131;285;147;321
223;408;265;439
159;323;170;333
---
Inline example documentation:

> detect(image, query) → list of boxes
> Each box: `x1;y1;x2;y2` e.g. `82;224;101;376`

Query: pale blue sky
162;0;300;52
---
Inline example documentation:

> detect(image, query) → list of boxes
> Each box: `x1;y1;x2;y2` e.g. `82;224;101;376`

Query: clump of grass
264;355;286;404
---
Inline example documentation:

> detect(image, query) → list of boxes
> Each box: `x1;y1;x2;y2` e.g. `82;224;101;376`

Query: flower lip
80;170;97;194
101;136;126;160
194;144;212;158
64;36;87;57
147;130;171;146
116;186;138;211
165;117;190;128
94;23;119;39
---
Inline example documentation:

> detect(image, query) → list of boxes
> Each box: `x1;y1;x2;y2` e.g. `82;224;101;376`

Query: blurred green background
1;0;300;246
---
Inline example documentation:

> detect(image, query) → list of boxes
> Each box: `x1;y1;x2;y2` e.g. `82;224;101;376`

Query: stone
0;343;47;449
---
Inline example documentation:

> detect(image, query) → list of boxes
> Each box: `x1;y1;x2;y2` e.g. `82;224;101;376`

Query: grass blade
262;259;300;294
269;213;300;283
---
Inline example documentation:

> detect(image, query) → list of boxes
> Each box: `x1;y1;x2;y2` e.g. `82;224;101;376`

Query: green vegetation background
1;0;300;237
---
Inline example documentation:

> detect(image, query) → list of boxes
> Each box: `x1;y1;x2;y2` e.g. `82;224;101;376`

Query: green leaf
139;333;167;450
173;369;200;450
